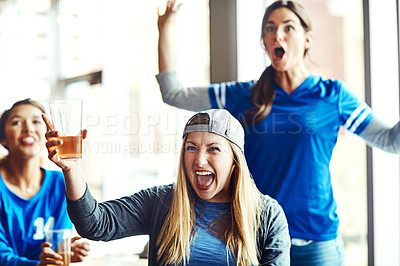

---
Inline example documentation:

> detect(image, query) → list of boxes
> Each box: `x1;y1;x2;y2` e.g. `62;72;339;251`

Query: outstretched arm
156;71;211;111
42;114;87;201
158;0;181;73
359;116;400;154
157;0;211;111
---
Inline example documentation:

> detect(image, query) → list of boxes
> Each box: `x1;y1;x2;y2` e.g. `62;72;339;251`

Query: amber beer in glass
48;253;71;266
56;135;82;159
45;228;72;266
49;99;83;159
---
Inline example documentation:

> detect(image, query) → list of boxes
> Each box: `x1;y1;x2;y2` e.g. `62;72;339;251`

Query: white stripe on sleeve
220;83;226;107
343;103;367;131
213;83;226;108
348;107;372;133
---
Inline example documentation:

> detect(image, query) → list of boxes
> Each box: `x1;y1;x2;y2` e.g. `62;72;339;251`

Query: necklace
1;165;41;196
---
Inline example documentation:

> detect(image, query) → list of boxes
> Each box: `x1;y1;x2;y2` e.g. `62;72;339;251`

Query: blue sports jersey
209;74;373;241
0;168;72;265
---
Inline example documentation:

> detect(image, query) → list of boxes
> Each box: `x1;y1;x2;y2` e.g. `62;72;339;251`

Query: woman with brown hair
156;0;400;264
40;109;290;265
0;99;89;265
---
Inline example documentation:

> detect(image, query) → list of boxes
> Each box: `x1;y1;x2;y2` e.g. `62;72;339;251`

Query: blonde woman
157;0;400;264
41;109;290;265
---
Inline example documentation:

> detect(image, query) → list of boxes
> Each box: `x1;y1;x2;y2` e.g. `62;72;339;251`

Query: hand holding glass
45;229;72;266
49;99;83;159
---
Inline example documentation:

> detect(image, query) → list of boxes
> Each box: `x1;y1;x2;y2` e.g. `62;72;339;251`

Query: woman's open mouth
273;46;285;59
196;171;214;190
21;136;36;145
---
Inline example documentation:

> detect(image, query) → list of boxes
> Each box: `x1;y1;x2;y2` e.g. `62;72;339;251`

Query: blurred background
0;0;398;265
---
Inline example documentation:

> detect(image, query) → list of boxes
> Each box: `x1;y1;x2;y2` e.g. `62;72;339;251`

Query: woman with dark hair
156;0;400;264
0;99;89;265
40;109;290;265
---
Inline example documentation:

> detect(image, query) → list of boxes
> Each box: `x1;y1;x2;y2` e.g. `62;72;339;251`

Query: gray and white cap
183;109;245;152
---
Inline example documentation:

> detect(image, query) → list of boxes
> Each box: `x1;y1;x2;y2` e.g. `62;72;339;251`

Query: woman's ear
304;31;314;51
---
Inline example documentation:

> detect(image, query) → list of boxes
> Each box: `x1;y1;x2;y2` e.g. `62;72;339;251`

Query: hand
42;113;88;171
38;238;90;265
158;0;182;31
38;242;63;266
71;236;90;262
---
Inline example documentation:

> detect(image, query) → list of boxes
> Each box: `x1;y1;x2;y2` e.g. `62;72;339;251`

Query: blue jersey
209;74;373;241
0;169;72;265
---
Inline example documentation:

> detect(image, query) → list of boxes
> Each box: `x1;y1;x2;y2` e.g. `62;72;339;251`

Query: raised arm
158;0;180;73
359;116;400;154
42;114;87;201
157;0;211;112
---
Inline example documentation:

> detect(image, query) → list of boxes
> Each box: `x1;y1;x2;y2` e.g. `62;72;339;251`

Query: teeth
196;171;214;187
196;171;212;176
22;137;35;144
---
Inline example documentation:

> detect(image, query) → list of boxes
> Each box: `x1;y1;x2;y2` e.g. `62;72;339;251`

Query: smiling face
1;104;46;159
263;7;313;72
184;131;235;203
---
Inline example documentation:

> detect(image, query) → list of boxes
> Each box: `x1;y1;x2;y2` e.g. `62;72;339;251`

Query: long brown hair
157;113;264;265
244;0;312;125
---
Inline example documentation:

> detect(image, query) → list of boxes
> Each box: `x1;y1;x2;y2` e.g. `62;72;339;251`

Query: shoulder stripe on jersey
344;103;372;133
220;83;226;107
348;107;372;133
212;83;226;108
343;103;367;130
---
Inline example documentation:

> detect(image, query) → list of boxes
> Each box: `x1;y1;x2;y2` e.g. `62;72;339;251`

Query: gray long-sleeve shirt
67;184;290;265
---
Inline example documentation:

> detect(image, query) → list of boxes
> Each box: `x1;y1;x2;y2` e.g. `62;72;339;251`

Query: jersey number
33;216;55;240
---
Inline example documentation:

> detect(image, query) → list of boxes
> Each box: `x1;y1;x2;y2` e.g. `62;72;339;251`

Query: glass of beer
49;99;83;159
45;228;72;266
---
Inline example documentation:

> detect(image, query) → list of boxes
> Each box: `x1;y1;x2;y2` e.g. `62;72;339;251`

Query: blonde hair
157;138;264;265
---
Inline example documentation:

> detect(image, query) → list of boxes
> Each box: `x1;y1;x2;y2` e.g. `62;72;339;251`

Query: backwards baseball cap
183;109;245;152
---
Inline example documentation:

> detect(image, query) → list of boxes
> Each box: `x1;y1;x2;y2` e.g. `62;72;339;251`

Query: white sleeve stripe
348;107;372;133
220;83;226;107
212;84;222;108
213;84;226;108
343;103;367;130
